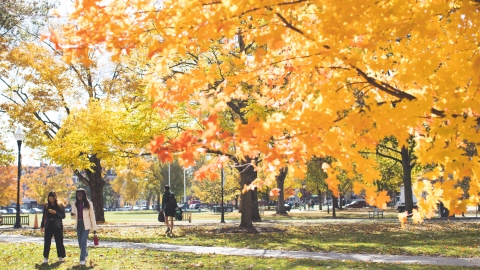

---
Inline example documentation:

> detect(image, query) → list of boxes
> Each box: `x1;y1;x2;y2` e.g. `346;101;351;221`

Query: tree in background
192;163;239;206
0;0;53;40
0;165;16;205
22;166;75;204
0;40;184;222
304;158;329;210
367;135;421;214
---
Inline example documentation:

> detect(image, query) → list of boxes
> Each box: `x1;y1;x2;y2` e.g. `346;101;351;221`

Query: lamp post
220;166;225;223
13;127;25;229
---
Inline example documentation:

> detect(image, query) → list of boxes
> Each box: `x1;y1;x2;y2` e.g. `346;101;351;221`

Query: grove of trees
1;1;478;228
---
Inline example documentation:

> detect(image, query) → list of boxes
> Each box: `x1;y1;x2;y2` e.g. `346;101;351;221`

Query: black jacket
40;203;66;229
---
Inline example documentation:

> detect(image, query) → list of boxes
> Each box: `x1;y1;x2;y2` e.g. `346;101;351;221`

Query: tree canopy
50;0;480;222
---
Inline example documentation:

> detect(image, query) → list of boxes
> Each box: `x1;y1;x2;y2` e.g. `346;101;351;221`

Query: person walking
71;188;97;266
162;185;177;234
40;191;66;264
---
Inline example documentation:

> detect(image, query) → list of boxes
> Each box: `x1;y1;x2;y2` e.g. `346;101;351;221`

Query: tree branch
376;148;402;163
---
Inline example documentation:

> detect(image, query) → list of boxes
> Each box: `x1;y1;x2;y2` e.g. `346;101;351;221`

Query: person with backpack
175;206;183;221
161;185;177;234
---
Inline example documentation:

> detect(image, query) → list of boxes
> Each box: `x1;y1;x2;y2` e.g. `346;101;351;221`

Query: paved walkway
0;234;479;267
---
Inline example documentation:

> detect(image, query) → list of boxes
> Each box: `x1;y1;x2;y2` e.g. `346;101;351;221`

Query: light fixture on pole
13;127;25;229
220;166;225;223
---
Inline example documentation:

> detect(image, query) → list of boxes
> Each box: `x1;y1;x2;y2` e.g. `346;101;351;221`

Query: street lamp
13;127;25;229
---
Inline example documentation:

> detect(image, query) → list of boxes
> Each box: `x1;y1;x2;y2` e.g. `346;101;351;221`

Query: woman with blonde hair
40;191;66;264
71;188;97;266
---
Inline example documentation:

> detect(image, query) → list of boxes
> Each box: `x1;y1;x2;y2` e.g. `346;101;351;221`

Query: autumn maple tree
22;166;75;205
0;165;16;206
52;0;480;226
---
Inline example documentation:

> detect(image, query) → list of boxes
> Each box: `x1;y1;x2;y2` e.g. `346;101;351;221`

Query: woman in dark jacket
40;191;66;264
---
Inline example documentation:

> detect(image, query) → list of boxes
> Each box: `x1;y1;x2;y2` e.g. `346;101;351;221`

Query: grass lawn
8;207;479;226
6;219;480;259
0;242;473;270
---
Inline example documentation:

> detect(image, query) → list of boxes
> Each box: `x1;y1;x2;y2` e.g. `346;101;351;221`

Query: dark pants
43;225;66;259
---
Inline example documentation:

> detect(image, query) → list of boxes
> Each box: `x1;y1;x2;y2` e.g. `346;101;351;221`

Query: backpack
165;192;177;210
175;209;183;220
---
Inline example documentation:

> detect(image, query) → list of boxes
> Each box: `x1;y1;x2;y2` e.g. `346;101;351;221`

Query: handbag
158;211;165;222
94;233;99;246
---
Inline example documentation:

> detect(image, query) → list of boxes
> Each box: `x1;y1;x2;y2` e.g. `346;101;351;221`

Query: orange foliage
0;166;16;206
57;0;480;220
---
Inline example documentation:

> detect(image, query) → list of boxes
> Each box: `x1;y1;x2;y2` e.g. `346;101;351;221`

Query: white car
0;209;7;214
30;208;42;213
20;209;30;214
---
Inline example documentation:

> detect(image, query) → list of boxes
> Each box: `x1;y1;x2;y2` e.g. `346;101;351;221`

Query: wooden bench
0;215;29;225
368;208;384;219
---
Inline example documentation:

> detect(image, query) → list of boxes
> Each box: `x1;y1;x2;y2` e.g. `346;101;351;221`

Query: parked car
7;208;16;214
345;200;370;208
132;206;140;211
189;200;201;206
30;208;42;213
0;209;7;214
20;209;30;214
64;207;72;213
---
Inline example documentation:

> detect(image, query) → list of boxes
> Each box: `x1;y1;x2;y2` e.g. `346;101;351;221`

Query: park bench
0;215;29;226
175;211;192;223
368;208;384;219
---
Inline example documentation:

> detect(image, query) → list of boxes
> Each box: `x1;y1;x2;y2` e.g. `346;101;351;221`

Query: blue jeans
76;219;89;261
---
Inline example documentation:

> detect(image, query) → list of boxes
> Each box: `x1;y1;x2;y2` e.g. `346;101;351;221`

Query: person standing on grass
162;185;177;234
71;188;97;266
41;191;66;264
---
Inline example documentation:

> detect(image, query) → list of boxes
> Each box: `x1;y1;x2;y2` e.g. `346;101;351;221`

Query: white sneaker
42;258;48;264
80;261;85;265
58;257;64;262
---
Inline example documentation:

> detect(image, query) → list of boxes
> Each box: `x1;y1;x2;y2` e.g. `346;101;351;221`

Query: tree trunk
332;195;337;217
276;167;288;214
401;145;414;214
266;186;270;210
146;194;152;210
237;160;257;229
251;188;261;221
339;194;343;210
80;155;106;223
318;190;322;210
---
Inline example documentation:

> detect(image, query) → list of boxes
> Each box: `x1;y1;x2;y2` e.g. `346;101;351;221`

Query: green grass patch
0;242;473;269
7;221;480;258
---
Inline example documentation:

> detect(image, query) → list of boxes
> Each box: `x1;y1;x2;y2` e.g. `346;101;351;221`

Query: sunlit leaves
56;0;480;221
